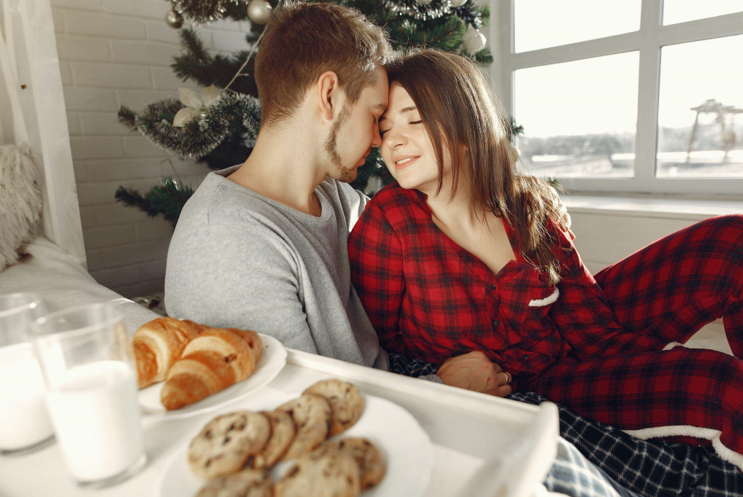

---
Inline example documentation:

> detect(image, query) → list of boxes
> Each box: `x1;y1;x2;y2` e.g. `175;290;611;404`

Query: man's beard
324;104;357;183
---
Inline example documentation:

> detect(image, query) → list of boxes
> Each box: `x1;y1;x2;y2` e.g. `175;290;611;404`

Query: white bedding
0;236;159;333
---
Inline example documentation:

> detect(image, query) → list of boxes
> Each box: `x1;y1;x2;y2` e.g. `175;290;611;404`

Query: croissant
132;317;207;389
160;328;263;411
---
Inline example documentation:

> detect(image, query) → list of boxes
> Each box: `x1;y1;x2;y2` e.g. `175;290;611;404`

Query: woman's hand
437;350;512;397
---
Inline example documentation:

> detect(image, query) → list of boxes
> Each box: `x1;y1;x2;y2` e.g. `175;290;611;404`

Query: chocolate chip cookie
188;411;271;478
277;393;332;460
275;448;360;497
330;438;386;490
195;468;273;497
246;410;296;469
303;379;364;436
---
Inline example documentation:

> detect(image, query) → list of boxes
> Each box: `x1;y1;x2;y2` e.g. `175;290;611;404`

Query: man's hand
437;350;512;397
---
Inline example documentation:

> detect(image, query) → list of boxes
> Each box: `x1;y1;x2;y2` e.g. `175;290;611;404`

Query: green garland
119;92;260;160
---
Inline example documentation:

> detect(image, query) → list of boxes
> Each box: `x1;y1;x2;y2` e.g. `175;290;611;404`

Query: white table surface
0;349;558;497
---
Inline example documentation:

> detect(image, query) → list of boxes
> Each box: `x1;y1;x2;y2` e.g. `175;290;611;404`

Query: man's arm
165;222;318;353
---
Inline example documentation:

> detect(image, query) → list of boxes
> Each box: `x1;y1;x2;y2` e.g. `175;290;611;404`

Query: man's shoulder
319;177;365;204
318;177;368;227
183;172;291;228
172;176;293;258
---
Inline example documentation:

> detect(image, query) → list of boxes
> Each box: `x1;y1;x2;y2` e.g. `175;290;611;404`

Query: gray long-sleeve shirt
164;165;389;370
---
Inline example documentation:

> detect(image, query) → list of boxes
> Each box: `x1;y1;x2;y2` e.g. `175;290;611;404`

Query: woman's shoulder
360;183;427;233
368;182;422;212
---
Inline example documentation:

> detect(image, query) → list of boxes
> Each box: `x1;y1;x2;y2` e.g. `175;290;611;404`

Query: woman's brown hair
385;49;565;285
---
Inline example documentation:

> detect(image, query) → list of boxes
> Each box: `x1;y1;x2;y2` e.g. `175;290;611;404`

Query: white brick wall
50;0;252;298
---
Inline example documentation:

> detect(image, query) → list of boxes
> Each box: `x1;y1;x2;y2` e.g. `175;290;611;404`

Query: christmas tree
116;0;494;225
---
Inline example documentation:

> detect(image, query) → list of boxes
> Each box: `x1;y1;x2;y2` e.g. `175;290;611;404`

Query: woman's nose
384;129;405;149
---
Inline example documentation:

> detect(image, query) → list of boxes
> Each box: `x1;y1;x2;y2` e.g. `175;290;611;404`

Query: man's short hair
255;1;392;126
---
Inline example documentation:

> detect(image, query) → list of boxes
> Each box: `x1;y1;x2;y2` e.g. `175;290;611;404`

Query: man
165;1;505;392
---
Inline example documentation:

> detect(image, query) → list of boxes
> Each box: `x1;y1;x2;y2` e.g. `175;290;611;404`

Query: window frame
497;0;743;196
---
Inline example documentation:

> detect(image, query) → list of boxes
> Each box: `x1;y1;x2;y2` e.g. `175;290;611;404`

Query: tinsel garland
175;0;250;23
119;92;261;160
382;0;481;27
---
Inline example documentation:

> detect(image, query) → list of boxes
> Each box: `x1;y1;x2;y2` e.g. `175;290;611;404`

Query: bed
0;236;159;332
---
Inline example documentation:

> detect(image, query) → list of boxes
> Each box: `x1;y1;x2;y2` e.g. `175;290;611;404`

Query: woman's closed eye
380;120;422;138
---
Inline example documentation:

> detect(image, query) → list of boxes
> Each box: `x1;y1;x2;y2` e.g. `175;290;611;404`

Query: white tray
0;348;558;497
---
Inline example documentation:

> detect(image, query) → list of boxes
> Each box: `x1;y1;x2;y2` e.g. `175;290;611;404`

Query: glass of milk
28;303;146;488
0;293;55;454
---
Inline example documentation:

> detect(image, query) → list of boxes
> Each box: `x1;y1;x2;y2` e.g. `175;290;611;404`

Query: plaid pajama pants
513;392;743;497
523;214;743;467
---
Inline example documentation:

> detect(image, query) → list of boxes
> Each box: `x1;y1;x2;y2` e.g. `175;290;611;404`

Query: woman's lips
394;156;419;170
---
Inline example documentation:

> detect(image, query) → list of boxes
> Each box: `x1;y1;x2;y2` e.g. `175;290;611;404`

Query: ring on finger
500;371;510;386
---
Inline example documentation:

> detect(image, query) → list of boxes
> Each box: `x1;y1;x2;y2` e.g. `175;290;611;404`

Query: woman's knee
699;214;743;241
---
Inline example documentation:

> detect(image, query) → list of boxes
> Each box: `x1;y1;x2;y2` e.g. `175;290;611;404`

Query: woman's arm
348;200;407;353
546;219;643;358
349;198;512;396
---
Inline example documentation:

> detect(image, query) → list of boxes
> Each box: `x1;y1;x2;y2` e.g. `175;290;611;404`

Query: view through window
507;0;743;192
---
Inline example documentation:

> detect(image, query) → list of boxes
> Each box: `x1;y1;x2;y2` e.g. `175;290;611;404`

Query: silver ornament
415;0;433;4
463;26;486;53
247;0;272;25
165;7;184;29
449;0;468;7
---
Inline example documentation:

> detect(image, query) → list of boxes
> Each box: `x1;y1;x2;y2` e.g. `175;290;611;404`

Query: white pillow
0;142;42;271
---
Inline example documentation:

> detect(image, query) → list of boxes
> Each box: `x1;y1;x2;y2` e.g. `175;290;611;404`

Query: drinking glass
0;293;54;454
28;303;146;488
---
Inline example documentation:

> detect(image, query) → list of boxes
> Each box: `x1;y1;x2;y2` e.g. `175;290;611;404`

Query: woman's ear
317;71;340;121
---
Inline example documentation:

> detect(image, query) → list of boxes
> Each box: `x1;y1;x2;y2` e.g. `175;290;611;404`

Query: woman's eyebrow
379;105;418;124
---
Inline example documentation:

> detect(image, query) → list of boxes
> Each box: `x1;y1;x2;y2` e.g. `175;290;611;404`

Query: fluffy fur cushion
0;143;42;271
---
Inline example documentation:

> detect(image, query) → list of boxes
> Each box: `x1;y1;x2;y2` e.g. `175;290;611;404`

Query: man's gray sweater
165;166;389;370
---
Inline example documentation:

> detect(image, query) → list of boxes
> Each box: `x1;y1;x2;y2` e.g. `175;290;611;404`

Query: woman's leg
527;348;743;470
513;391;743;497
593;214;743;355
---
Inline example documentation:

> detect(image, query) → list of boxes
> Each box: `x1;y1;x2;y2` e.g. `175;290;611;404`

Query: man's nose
371;124;382;148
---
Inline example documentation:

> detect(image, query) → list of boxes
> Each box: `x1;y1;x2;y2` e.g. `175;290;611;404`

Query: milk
0;343;54;451
45;361;145;482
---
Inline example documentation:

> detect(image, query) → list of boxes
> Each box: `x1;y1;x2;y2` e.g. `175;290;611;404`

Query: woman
348;49;743;472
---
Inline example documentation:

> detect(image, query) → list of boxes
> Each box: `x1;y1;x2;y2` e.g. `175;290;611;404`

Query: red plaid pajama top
349;183;743;468
348;183;667;380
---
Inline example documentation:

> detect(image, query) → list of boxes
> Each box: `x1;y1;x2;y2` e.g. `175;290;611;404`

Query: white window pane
514;52;639;179
663;0;743;25
514;0;640;53
656;36;743;178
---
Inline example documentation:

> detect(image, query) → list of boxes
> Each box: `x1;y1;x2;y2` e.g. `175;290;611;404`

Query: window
514;0;641;53
499;0;743;195
514;53;639;179
656;35;743;178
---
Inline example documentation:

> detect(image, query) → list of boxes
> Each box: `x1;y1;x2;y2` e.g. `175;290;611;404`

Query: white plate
158;391;433;497
139;334;287;420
